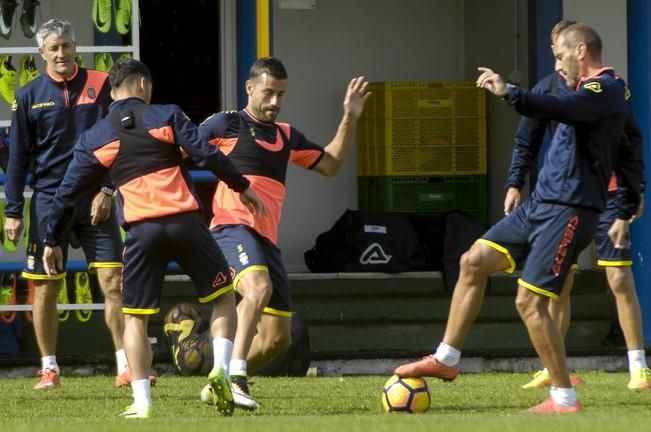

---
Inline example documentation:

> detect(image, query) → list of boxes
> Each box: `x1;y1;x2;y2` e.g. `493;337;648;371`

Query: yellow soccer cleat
56;277;70;322
522;368;585;389
0;55;17;106
19;54;40;88
521;369;551;389
74;272;93;322
627;368;651;390
115;0;132;35
119;404;152;419
92;0;111;33
95;52;114;73
207;367;234;416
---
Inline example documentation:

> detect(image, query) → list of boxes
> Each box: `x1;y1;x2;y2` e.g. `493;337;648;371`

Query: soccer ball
163;303;212;376
200;384;215;405
164;302;205;331
381;375;430;413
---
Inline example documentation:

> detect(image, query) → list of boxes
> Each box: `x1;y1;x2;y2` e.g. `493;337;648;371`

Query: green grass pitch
1;371;651;431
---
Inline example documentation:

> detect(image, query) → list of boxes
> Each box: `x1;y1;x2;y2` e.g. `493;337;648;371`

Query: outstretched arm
313;76;371;176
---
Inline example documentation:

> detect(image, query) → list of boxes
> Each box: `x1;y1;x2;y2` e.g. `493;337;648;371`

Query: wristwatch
100;186;115;196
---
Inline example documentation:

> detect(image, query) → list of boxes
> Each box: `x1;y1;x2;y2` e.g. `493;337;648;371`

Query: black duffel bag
304;209;428;273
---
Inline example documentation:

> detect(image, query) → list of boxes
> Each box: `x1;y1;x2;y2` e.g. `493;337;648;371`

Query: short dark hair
109;58;153;89
248;57;288;80
560;23;602;61
550;19;576;43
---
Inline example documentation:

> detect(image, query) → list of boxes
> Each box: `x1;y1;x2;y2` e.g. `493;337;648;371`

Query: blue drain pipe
628;0;651;345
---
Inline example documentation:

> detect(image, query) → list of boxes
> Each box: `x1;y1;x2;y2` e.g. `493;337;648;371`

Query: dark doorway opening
139;0;221;124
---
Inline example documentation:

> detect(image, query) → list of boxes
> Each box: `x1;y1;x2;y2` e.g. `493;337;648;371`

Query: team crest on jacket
87;86;97;100
583;82;602;93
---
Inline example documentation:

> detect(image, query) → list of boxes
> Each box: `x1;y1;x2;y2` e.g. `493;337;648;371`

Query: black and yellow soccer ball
163;303;212;376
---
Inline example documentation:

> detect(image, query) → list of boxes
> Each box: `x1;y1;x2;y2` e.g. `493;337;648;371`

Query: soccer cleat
92;0;111;33
18;55;40;88
74;272;93;322
0;55;17;106
0;0;18;39
627;368;651;390
524;397;582;414
19;0;39;39
207;367;235;416
94;52;114;73
119;403;152;419
521;369;585;389
114;367;158;388
393;355;459;381
231;375;261;410
114;0;131;35
34;367;60;390
57;277;70;322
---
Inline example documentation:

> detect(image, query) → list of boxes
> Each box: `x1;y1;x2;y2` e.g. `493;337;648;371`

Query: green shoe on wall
92;0;111;33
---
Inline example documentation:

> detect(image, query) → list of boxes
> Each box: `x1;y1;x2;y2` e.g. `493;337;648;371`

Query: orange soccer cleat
394;355;459;381
34;368;60;390
115;367;158;388
525;397;582;414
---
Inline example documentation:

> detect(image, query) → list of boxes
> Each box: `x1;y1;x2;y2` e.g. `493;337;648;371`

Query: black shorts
23;191;123;280
594;192;632;267
212;224;292;317
121;211;234;314
480;199;599;298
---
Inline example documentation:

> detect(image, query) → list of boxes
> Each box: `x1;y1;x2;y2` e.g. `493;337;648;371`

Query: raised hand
476;67;507;97
343;76;372;120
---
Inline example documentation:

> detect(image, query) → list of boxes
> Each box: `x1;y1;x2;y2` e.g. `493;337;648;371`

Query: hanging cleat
0;273;17;324
19;0;40;39
74;272;93;322
92;0;112;33
0;55;17;106
94;52;114;73
0;0;18;40
19;54;40;88
57;277;70;322
114;0;131;35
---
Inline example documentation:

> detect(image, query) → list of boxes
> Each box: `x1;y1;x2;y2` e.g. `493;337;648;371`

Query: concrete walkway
0;355;632;378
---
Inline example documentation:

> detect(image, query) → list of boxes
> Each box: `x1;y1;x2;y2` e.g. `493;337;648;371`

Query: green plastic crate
358;175;488;223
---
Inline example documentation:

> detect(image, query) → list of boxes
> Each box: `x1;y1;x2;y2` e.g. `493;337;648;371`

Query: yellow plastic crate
358;81;486;176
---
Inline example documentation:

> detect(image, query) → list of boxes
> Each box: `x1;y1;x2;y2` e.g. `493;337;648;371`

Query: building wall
273;0;529;270
564;0;628;79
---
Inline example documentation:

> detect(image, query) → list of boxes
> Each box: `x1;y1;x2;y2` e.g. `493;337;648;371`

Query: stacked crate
357;81;487;223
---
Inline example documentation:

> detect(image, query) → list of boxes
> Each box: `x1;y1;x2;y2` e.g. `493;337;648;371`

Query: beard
258;105;279;122
563;56;580;89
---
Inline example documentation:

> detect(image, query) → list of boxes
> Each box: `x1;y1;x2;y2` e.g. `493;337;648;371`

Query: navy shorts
212;224;292;317
122;211;234;314
23;190;123;280
479;199;599;298
594;192;632;267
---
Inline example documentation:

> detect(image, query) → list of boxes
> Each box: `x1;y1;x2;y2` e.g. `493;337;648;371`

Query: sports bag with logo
304;209;427;272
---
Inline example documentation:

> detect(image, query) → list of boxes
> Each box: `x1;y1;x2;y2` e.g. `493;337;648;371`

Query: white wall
272;0;466;271
464;0;529;224
564;0;627;79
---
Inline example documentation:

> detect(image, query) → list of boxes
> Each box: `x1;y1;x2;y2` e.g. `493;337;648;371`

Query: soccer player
199;57;370;410
41;58;266;419
505;20;650;391
394;23;640;414
3;18;134;389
